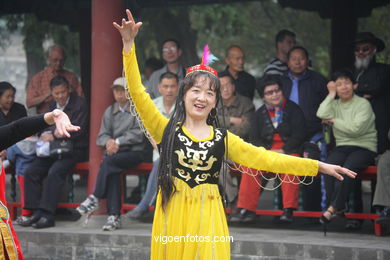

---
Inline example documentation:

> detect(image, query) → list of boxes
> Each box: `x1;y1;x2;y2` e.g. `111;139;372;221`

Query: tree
3;14;80;84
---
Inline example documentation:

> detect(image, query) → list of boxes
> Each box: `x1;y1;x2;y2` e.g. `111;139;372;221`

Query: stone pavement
14;213;390;260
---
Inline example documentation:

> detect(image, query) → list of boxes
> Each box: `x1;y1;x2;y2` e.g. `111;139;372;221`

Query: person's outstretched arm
114;9;168;144
0;109;80;150
227;131;356;181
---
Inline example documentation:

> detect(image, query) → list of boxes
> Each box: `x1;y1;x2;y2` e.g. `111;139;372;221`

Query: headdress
185;45;218;77
352;32;385;52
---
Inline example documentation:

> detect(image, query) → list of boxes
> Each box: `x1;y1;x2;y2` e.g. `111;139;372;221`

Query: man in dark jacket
0;108;80;259
346;32;390;229
351;32;390;155
280;46;328;212
220;45;256;100
20;76;88;229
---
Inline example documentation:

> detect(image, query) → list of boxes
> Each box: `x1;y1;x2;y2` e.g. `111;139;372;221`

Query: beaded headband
185;45;218;77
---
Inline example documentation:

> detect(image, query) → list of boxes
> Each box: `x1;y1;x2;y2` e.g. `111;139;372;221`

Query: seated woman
317;69;377;231
231;75;307;223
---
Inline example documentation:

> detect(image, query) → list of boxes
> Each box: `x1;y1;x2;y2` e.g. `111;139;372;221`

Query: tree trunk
22;15;46;87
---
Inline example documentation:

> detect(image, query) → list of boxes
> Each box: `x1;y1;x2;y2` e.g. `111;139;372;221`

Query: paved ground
8;174;390;259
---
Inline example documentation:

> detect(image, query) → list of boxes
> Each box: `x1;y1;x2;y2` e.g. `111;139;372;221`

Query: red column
89;0;124;194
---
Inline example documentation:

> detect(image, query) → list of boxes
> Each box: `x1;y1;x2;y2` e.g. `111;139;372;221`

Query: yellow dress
123;46;318;260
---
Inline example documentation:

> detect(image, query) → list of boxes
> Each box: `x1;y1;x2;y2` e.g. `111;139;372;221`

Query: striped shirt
264;58;288;76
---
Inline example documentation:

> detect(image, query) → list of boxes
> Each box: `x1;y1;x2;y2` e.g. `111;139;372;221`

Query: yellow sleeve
122;45;168;143
227;131;319;176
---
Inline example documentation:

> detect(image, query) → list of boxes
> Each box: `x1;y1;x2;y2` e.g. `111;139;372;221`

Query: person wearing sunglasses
348;32;390;229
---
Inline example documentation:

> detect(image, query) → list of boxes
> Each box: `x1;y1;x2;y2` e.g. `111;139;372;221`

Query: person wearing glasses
351;32;390;155
231;75;307;224
26;45;84;114
146;39;185;99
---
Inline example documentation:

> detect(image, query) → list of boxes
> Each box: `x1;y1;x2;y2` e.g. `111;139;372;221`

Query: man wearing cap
76;77;145;231
351;32;390;155
343;32;390;230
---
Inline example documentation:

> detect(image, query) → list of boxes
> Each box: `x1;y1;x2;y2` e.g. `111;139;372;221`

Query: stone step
14;216;390;260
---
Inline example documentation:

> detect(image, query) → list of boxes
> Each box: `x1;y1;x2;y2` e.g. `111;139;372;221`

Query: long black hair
157;70;226;210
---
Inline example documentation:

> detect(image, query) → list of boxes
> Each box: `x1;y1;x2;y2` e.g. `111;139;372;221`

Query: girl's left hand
318;161;357;181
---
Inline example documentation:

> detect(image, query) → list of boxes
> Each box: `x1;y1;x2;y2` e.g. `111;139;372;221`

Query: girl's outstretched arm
227;131;356;180
114;9;168;143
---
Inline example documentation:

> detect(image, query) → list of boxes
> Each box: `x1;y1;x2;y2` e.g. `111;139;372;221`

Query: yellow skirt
151;178;231;260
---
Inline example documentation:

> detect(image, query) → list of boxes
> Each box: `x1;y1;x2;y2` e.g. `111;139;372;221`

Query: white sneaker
76;194;98;215
102;215;121;231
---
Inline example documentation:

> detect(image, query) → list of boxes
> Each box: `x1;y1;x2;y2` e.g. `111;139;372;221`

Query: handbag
36;140;50;158
49;139;74;159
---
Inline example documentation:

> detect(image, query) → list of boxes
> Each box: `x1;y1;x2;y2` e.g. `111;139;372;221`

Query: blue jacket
280;69;327;139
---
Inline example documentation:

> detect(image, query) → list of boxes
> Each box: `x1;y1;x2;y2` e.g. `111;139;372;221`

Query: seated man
317;69;377;230
26;45;84;114
231;75;306;223
126;72;179;219
19;76;88;229
76;77;145;231
217;72;254;206
0;108;80;259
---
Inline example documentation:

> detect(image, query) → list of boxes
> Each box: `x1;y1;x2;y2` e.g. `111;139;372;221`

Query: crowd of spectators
3;30;390;232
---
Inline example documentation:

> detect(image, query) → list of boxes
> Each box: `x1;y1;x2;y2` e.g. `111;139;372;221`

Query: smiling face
0;89;15;111
262;84;284;107
183;75;217;122
335;77;357;102
51;84;70;107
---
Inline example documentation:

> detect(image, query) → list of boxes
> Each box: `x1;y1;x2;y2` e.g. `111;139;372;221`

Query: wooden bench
6;164;383;235
228;166;382;236
6;161;153;220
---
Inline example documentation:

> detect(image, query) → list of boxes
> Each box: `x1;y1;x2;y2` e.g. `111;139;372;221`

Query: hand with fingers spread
44;109;80;138
113;9;143;53
318;161;357;181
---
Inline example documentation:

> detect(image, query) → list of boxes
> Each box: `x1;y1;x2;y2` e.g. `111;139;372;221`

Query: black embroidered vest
171;126;226;188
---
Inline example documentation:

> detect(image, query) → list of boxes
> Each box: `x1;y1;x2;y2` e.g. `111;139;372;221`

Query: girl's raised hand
113;9;143;52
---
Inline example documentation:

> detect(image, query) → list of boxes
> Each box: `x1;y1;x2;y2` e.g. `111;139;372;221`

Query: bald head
47;45;66;72
225;45;245;74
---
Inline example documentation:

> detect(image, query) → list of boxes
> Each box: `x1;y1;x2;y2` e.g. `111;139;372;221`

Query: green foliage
358;4;390;64
189;1;331;77
2;14;80;78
